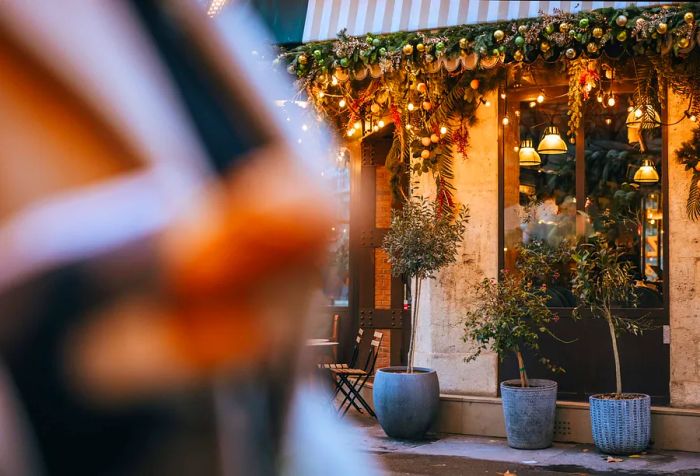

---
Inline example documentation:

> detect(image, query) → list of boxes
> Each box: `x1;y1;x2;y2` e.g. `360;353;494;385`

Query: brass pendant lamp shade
626;105;661;130
634;158;660;184
537;125;568;154
518;138;541;166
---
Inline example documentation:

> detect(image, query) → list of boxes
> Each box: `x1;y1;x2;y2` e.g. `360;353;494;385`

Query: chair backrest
361;331;383;374
331;314;340;361
348;327;363;367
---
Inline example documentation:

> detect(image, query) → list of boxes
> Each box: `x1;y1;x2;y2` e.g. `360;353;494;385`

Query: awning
302;0;661;43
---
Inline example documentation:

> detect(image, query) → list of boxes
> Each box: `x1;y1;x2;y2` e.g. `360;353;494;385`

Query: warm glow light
519;138;542;166
597;95;604;103
691;115;697;122
529;101;536;108
607;96;616;107
373;125;379;131
440;126;448;134
500;93;506;99
605;118;612;125
536;94;545;103
346;129;355;137
407;103;415;111
378;120;385;128
626;105;661;129
331;76;339;86
484;100;492;107
502;117;509;125
634;158;660;184
317;91;325;98
537;126;568;155
406;124;412;130
353;121;361;130
339;99;346;108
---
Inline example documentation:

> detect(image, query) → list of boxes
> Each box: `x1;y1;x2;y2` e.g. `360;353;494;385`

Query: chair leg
334;376;364;414
339;374;375;418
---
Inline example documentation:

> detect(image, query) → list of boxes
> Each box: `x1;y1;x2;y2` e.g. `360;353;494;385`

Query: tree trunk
516;350;529;388
605;308;623;396
406;276;421;373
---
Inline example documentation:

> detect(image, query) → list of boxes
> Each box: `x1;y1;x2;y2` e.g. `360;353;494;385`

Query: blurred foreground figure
0;1;377;474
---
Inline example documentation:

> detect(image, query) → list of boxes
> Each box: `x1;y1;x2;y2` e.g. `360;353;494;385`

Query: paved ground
348;412;700;475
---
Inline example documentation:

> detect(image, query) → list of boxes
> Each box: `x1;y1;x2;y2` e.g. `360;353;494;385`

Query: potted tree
570;236;650;455
463;270;563;449
374;195;467;439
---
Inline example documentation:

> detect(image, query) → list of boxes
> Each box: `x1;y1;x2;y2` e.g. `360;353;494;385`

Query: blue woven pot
589;394;650;455
373;367;439;440
500;379;557;449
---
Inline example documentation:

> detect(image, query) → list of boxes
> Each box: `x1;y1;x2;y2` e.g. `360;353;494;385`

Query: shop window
322;147;351;307
502;87;665;310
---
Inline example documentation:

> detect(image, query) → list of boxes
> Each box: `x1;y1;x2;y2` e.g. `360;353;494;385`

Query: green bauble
545;24;555;34
515;36;525;47
579;18;589;29
313;49;322;58
616;30;628;42
372;38;381;47
366;35;373;44
436;41;445;51
379;47;387;56
339;57;349;67
576;33;584;42
492;48;500;56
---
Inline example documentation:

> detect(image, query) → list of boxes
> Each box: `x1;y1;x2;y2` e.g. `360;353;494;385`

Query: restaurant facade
270;0;700;451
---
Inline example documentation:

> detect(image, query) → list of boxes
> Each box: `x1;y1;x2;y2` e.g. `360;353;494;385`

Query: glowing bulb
339;99;346;108
597;95;604;103
515;110;521;117
608;97;616;107
346;129;355;137
484;100;492;107
405;124;412;130
373;125;379;131
513;146;520;152
605;118;612;125
301;124;309;131
378;120;385;128
331;76;339;86
353;121;361;130
500;93;506;99
627;106;634;112
691;114;697;122
529;101;536;108
407;102;415;111
536;94;545;103
502;117;510;125
635;108;643;118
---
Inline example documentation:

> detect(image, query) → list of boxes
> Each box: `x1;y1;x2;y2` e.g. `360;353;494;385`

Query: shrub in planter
463;271;563;449
571;236;650;455
375;196;467;439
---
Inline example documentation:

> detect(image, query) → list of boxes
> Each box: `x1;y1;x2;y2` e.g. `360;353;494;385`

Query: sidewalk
350;411;700;475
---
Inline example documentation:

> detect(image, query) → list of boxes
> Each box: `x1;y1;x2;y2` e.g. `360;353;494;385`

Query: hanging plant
676;125;700;221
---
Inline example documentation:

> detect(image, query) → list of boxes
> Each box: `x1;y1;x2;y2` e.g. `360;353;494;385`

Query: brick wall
374;328;391;371
374;248;391;309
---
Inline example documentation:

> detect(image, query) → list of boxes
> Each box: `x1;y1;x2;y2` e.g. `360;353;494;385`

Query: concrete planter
590;393;650;455
373;367;439;439
500;379;558;449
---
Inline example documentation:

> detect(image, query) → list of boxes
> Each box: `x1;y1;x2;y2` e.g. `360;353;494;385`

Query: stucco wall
413;90;500;396
668;90;700;408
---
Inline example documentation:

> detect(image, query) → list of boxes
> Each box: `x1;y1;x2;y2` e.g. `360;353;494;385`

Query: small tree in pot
463;270;563;449
373;196;467;439
570;236;650;455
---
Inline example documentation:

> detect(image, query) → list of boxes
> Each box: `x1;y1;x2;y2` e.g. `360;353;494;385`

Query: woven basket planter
500;379;557;449
589;394;650;455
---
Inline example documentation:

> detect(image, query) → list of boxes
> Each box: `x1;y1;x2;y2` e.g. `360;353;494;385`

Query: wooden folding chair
318;327;363;371
331;331;383;417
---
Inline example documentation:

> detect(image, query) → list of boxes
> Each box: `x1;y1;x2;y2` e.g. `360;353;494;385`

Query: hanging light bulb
484;100;492;107
378;120;385;128
607;96;616;107
529;101;537;108
536;92;545;103
500;93;507;99
605;117;612;125
537;126;569;154
339;99;347;108
518;138;541;166
634;158;660;184
407;102;415;111
502;116;510;125
440;126;448;134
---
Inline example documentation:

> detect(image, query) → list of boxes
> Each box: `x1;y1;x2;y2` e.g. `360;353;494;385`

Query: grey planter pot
589;393;650;455
500;379;558;449
373;367;439;439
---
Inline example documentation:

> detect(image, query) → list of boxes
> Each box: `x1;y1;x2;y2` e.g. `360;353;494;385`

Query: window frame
498;81;670;321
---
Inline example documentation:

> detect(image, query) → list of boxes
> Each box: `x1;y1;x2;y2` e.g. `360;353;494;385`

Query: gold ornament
459;38;468;49
470;79;480;90
422;101;432;111
593;27;604;38
421;136;432;147
615;15;627;27
430;133;439;143
684;12;695;24
540;41;551;53
587;42;599;53
559;22;570;33
298;54;307;65
416;43;425;52
403;44;414;55
518;25;527;34
565;48;576;59
421;149;430;159
494;29;505;41
616;30;628;42
678;37;690;49
657;22;668;34
514;50;524;61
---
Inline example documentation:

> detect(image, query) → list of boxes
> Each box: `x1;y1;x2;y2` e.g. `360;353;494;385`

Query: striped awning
302;1;661;43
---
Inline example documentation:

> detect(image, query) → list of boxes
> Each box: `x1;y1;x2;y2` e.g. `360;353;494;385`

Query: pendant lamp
634;158;660;184
537;125;568;154
518;138;541;166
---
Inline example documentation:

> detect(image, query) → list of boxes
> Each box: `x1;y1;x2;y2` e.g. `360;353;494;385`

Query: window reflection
322;147;350;307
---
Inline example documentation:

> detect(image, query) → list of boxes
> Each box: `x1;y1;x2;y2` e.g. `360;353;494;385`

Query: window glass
322;147;350;306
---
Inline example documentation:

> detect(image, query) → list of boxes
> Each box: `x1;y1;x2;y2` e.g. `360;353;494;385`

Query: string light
605;117;612;125
407;102;415;111
331;76;339;86
405;124;412;130
529;101;537;108
317;91;325;98
353;121;361;130
372;125;379;131
484;100;491;107
691;114;697;122
378;120;385;128
607;96;616;107
339;99;346;108
597;95;604;103
536;93;545;103
440;126;448;134
500;93;506;99
346;128;355;137
502;116;510;125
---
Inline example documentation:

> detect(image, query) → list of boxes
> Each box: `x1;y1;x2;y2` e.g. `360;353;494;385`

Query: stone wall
668;90;700;408
413;90;500;396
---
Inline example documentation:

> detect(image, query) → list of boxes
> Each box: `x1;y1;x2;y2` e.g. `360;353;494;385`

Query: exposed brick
374;248;392;309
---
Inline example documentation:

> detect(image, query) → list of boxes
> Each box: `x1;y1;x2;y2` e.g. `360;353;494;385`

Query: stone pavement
349;412;700;475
